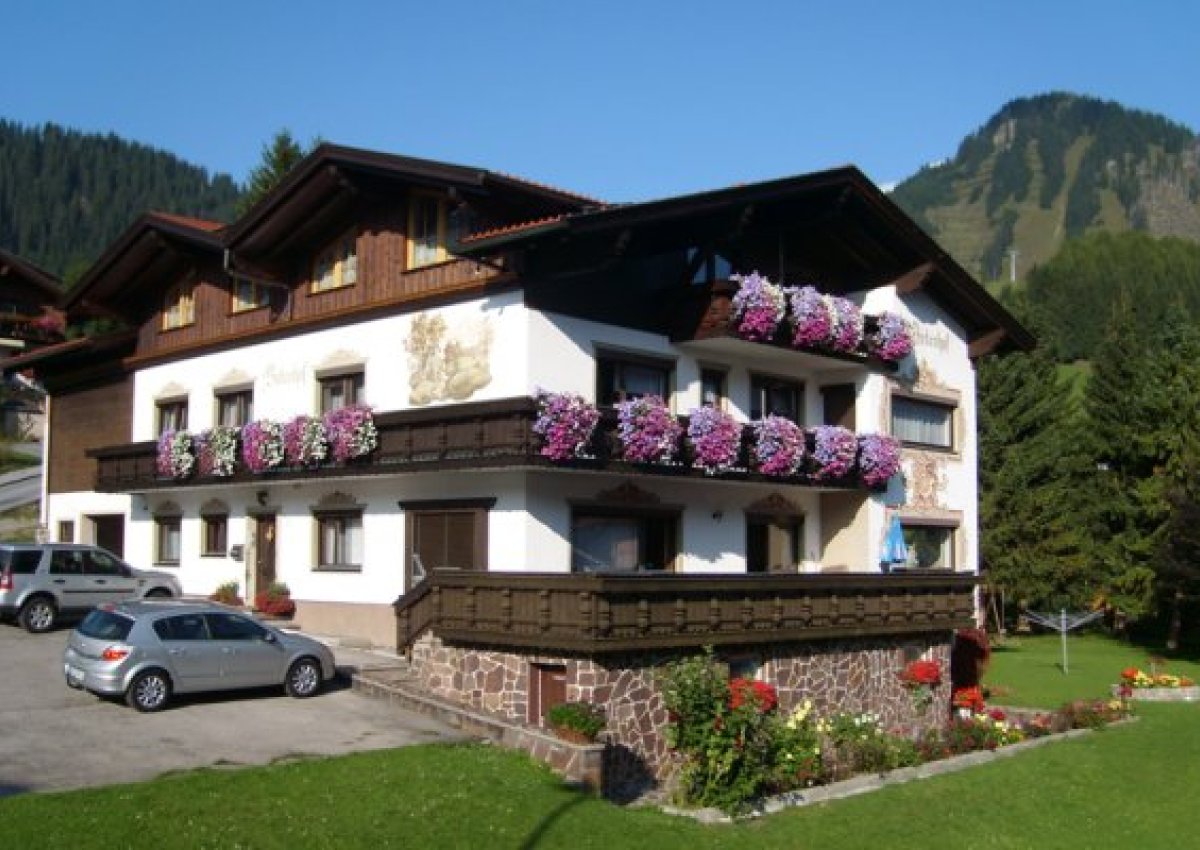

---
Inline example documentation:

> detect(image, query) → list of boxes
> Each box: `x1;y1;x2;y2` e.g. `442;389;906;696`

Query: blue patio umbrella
881;515;908;567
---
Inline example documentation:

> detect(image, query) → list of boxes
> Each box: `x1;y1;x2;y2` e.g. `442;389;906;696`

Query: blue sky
4;0;1198;202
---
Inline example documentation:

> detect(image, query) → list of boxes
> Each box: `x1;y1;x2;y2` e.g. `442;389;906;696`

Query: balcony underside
394;570;977;655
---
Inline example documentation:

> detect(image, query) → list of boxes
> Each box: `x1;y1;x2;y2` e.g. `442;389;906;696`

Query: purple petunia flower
867;312;913;361
534;391;601;461
751;415;805;476
687;406;743;474
617;395;682;464
809;425;858;481
857;433;902;487
730;272;786;342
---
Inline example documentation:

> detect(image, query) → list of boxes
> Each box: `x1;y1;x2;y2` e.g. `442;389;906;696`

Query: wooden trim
890;262;935;295
967;329;1007;358
397;497;498;511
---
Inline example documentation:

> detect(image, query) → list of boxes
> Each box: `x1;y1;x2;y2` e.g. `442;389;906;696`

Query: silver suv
64;601;336;711
0;544;183;633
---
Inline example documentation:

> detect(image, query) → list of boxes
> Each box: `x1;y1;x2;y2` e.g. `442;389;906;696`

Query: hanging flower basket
808;426;858;482
787;285;835;349
323;405;378;462
156;430;195;479
195;426;239;477
866;311;913;361
750;415;805;476
687;406;743;474
616;395;682;464
857;433;901;488
827;296;864;353
730;272;786;342
241;419;285;473
283;414;329;467
533;391;601;461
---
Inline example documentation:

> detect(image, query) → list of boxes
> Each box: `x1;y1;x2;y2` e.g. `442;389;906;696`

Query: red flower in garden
899;659;942;687
952;686;986;713
728;678;778;713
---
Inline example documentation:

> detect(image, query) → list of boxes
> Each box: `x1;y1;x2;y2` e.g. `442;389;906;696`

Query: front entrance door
253;514;276;595
89;515;125;557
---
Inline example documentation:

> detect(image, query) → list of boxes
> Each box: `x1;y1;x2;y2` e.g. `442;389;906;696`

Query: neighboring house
12;144;1031;782
0;250;64;440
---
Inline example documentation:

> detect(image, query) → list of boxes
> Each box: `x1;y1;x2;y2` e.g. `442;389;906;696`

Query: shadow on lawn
517;793;589;850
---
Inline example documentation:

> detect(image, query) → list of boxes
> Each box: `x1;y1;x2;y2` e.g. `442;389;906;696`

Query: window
892;396;954;449
162;281;195;330
597;355;671;406
319;372;364;413
49;550;83;575
746;516;803;573
408;194;449;268
687;249;733;285
57;520;75;543
206;611;270;641
750;375;802;423
216;390;253;428
700;368;727;408
402;499;493;587
2;549;42;575
231;277;270;312
570;509;678;572
157;399;188;435
821;383;857;429
156;516;181;565
82;549;126;576
901;524;955;570
154;614;209;641
316;511;363;570
312;232;358;293
202;515;227;557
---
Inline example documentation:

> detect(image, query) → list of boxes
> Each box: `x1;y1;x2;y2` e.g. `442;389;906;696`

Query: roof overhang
0;250;63;302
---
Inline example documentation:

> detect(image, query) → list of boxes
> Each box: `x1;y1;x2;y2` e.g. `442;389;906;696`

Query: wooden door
254;514;277;593
89;514;125;557
529;663;567;725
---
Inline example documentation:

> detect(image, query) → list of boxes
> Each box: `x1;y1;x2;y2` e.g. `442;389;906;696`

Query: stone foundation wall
408;633;952;785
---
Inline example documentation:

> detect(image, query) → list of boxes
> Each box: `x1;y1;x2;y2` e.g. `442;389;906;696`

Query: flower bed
658;648;1130;817
1114;666;1199;702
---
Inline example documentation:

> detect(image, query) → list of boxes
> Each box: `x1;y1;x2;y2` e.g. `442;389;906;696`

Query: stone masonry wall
409;632;952;786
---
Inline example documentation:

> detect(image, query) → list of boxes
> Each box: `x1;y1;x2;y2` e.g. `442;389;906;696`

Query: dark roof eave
0;250;63;298
0;330;137;373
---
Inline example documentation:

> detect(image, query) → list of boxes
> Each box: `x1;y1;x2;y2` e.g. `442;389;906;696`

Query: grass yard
2;634;1197;849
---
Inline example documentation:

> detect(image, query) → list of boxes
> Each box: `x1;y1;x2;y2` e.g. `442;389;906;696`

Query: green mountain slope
0;120;241;282
892;93;1200;282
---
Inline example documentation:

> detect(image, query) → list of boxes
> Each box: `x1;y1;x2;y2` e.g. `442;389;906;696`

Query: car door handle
94;580;107;585
168;649;184;656
53;579;66;584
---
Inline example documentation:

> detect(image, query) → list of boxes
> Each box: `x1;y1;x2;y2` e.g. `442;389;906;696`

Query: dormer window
687;249;733;285
231;277;270;312
408;194;450;269
162;281;195;330
312;232;358;293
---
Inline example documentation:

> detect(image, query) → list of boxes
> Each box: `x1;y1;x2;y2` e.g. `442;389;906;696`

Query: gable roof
456;166;1033;354
0;249;63;302
225;143;603;263
62;213;225;312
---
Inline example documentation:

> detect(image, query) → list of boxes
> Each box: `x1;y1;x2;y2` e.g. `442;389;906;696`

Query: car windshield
78;609;134;641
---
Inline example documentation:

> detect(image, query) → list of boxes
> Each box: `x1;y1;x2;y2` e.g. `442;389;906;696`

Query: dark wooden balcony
394;570;977;654
670;279;897;372
89;396;876;493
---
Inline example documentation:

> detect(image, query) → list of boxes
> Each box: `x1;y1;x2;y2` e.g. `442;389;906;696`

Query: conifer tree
238;129;315;214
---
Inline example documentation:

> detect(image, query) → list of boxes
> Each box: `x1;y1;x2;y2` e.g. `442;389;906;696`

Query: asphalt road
0;624;463;797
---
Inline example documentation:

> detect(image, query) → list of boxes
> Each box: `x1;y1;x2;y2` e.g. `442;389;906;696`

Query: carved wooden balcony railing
89;396;875;493
394;570;977;654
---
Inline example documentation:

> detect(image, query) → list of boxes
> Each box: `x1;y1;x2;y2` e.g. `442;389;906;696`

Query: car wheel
285;657;323;698
18;596;57;633
126;669;171;712
144;588;173;599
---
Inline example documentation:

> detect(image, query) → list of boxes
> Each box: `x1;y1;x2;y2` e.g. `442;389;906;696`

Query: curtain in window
892;398;951;446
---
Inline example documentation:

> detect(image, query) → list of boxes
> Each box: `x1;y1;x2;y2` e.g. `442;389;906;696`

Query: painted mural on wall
406;312;494;405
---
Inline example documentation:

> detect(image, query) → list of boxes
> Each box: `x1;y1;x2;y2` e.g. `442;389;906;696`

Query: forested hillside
0;121;241;282
892;93;1200;282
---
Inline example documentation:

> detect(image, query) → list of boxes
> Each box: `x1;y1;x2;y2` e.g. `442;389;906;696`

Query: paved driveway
0;624;462;797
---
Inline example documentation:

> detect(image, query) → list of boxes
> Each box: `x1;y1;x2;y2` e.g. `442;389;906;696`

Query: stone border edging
1111;684;1199;702
660;718;1137;824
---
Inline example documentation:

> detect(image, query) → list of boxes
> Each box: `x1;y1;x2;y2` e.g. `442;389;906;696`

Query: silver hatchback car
64;601;337;711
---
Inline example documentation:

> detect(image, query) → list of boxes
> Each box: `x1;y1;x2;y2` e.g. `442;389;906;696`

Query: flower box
1111;684;1200;702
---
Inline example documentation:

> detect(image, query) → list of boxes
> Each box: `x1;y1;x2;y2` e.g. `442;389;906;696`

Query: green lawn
2;635;1197;849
